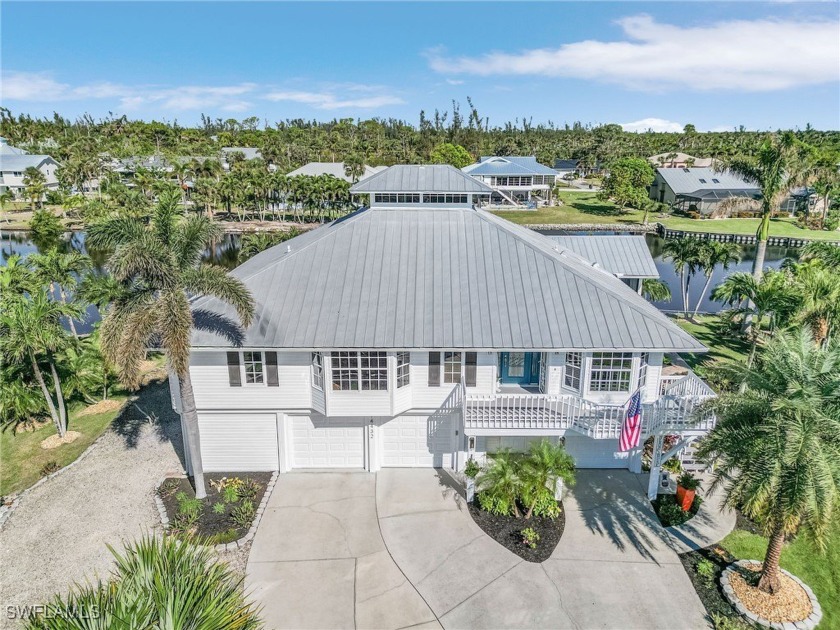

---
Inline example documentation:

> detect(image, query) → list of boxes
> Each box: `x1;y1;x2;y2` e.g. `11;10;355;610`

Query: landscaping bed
158;472;271;545
467;499;565;563
651;492;702;527
679;545;749;627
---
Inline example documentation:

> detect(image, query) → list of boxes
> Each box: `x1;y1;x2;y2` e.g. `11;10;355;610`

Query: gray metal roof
191;207;704;352
221;147;262;161
350;165;493;194
549;235;659;278
656;167;758;195
464;156;558;177
287;162;385;182
0;154;57;171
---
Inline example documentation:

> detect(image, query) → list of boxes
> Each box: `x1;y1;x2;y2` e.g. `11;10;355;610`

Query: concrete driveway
247;470;708;630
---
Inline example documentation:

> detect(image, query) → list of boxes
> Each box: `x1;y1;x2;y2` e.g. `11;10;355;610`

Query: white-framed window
331;352;359;391
360;352;388;390
312;352;324;390
564;352;582;391
396;351;410;388
424;194;468;204
638;352;649;391
243;351;265;385
589;352;633;393
444;352;462;384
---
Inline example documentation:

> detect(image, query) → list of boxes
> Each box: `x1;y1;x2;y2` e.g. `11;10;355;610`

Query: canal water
1;228;798;331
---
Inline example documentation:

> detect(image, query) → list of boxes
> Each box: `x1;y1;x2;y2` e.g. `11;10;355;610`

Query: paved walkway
248;469;710;629
665;475;737;554
0;381;185;630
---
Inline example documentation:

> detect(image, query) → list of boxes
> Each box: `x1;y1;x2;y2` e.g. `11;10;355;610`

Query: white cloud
0;72;402;112
445;78;464;86
427;15;840;92
265;88;404;110
620;117;684;133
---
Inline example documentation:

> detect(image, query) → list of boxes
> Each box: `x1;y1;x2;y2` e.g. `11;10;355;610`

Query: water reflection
1;228;801;321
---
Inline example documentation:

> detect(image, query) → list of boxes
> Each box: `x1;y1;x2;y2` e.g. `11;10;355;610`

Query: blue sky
2;2;838;131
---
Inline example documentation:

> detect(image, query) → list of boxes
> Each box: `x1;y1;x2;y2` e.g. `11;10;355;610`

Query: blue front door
500;352;538;385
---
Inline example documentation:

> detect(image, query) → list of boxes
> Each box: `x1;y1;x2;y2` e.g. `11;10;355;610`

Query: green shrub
477;491;513;516
39;461;60;477
23;535;262;629
222;485;239;504
177;494;204;521
212;502;226;515
658;500;691;526
662;458;682;474
678;471;701;491
157;479;180;498
29;208;62;240
521;527;540;549
238;478;260;501
464;457;481;479
207;528;242;546
529;486;561;519
709;613;754;630
696;558;717;588
231;500;255;527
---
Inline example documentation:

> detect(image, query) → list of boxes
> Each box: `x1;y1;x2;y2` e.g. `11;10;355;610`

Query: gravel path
0;379;186;628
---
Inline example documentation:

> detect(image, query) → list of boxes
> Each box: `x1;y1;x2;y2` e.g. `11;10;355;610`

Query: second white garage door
291;416;365;469
564;433;628;469
198;413;279;472
381;414;455;467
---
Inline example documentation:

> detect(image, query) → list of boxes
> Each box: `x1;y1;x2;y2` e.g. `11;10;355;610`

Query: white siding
189;351;312;411
198;412;279;471
564;433;628;469
380;413;455;467
411;351;496;409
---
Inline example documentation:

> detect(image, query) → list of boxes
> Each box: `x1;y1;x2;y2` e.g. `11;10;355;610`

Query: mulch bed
679;545;742;622
467;500;565;563
159;472;271;544
730;563;812;623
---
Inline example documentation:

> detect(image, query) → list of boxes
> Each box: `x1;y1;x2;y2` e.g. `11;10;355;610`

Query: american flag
619;390;643;452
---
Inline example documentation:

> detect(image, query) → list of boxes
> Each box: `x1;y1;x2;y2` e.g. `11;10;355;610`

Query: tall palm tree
662;237;702;317
23;166;47;211
696;329;840;594
0;290;80;437
87;190;254;498
711;270;798;365
692;241;741;318
792;265;840;345
726;133;812;281
29;250;91;337
641;278;672;303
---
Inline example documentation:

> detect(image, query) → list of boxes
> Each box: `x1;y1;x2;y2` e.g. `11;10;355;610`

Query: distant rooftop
350;164;493;194
287;162;385;183
221;147;262;161
656;167;759;196
463;156;558;177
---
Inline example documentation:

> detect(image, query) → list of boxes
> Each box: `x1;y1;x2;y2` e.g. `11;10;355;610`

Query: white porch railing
464;369;716;440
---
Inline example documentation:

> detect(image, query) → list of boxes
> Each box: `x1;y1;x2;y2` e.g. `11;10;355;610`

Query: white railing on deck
464;369;716;439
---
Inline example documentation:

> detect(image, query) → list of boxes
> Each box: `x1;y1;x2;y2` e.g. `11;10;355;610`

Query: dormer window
698;179;707;184
712;178;720;183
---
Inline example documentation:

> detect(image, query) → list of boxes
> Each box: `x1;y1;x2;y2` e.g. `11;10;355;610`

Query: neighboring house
553;159;579;180
549;235;659;293
173;163;714;499
0;137;60;198
463;156;558;207
286;161;386;183
649;167;761;215
647;152;714;169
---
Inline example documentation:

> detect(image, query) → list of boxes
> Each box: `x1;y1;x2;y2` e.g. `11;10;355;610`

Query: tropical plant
799;241;840;270
0;290;80;437
598;157;655;210
0;365;47;430
520;527;540;549
238;229;301;263
429;142;473;168
692;241;741;318
519;439;575;520
725;133;813;280
641;278;672;303
662;237;702;316
23;535;262;629
477;450;523;517
343;153;366;183
696;328;840;594
22;166;46;211
791;265;840;345
29;250;91;337
231;499;255;527
28;208;63;248
464;457;481;479
87;190;254;498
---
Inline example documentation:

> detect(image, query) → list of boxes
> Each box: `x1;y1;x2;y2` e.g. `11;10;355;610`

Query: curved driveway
247;469;708;629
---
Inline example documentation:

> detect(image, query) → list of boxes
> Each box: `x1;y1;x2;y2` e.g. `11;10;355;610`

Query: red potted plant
676;472;701;512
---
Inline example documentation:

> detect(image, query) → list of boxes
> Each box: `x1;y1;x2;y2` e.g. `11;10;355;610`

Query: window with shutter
227;352;242;387
465;352;477;387
428;352;441;387
266;352;279;387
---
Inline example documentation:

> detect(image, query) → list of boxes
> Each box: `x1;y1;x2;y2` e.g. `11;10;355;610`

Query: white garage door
382;414;454;467
198;413;279;472
291;416;365;469
564;433;628;469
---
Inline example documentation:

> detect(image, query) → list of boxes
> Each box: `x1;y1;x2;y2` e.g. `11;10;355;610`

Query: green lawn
720;525;840;630
491;192;840;241
674;315;751;370
0;397;127;497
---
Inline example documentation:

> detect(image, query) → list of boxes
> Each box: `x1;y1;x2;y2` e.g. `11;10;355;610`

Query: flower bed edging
720;560;822;629
153;471;278;552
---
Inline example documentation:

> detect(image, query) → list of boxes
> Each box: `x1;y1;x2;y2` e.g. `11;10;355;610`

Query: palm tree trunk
49;359;68;437
680;269;689;317
693;274;714;319
178;368;207;499
757;525;786;594
59;287;79;337
752;238;768;282
30;352;62;435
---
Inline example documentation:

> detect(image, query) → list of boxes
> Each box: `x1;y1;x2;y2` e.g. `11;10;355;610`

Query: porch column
646;433;665;499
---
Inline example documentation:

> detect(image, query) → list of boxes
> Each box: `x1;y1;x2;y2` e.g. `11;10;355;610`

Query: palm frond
183;265;255;329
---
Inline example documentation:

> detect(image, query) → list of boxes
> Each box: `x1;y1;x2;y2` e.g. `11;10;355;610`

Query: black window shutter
428;352;441;387
465;352;477;387
227;352;242;387
266;352;279;387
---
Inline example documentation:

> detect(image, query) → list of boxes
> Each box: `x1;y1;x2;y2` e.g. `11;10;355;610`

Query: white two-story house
463;156;558;207
0;137;60;198
175;165;714;499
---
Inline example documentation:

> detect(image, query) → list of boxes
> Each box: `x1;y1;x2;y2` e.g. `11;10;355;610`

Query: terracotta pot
676;485;695;512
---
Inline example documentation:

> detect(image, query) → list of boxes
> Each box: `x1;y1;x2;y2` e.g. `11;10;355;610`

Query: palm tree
662;238;702;317
792;265;840;345
87;190;254;498
726;133;812;281
712;270;798;366
25;535;262;629
799;241;840;270
520;439;575;520
23;166;47;211
641;278;672;303
0;290;80;437
696;329;840;594
344;154;366;183
29;250;91;337
692;241;741;318
478;449;524;517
